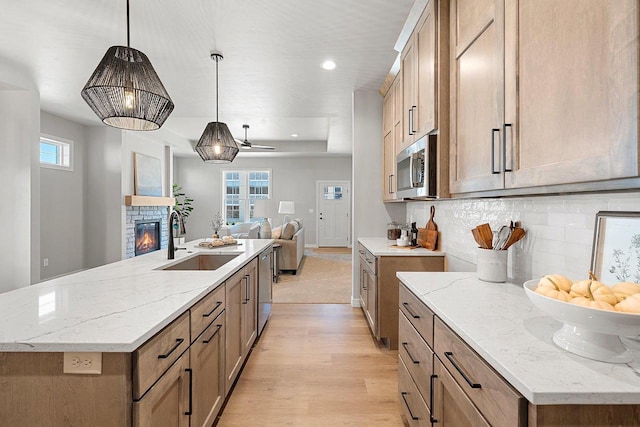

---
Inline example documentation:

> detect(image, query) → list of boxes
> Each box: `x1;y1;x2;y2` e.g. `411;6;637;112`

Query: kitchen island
0;238;272;426
398;272;640;426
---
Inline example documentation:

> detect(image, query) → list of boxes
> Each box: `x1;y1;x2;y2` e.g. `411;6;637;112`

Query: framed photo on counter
590;211;640;284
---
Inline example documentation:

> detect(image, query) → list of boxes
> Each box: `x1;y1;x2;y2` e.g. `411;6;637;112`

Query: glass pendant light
81;0;174;131
194;52;239;163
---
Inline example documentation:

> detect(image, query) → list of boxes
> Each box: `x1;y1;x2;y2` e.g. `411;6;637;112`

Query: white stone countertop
358;237;445;257
397;271;640;405
0;239;272;353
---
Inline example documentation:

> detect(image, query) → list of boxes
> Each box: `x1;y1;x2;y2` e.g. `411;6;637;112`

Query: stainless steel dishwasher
257;246;273;336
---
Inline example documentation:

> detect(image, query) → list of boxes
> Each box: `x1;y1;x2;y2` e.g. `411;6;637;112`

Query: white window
40;135;73;171
222;170;271;224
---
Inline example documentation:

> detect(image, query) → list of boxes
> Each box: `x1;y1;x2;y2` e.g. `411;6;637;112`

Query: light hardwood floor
216;304;406;427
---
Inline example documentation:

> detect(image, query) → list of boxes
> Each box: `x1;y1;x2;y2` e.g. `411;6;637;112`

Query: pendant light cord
215;56;219;122
126;0;130;47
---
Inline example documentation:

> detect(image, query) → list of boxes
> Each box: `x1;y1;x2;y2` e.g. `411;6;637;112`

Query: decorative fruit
614;294;640;314
569;297;614;311
535;285;571;302
612;282;640;300
569;279;592;298
538;274;572;292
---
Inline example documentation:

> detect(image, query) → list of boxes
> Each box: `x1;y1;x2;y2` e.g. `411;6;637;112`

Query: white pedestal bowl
523;280;640;363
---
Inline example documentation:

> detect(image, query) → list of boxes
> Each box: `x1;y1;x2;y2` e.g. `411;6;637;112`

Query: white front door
316;181;350;247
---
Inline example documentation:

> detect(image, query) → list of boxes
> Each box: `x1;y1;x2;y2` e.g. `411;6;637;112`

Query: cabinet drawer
398;356;432;427
358;243;377;275
399;284;434;348
399;311;433;408
133;311;190;400
434;317;526;427
190;284;225;342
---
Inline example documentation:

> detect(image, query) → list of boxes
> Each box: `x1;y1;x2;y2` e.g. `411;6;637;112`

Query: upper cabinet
450;0;639;194
400;0;437;152
383;75;401;201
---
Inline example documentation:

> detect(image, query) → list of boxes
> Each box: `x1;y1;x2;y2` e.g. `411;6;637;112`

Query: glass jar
387;222;401;240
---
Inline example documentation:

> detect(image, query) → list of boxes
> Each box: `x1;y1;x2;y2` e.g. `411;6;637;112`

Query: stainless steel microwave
396;135;437;199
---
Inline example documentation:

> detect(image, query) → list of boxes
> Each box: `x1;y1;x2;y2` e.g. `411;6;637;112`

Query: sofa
219;220;305;274
219;222;260;239
273;224;305;274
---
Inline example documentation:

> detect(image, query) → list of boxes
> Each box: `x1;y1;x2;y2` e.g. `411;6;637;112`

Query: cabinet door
383;130;396;200
191;312;226;427
415;0;437;137
225;270;244;393
450;0;505;193
358;262;368;312
365;267;377;337
133;349;190;427
433;358;490;427
393;73;404;155
382;87;394;136
242;259;258;355
402;37;417;149
504;0;639;188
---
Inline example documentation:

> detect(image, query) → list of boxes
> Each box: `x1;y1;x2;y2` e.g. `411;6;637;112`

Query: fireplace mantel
124;195;175;207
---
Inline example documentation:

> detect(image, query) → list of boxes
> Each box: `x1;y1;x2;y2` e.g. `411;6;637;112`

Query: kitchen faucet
168;210;186;259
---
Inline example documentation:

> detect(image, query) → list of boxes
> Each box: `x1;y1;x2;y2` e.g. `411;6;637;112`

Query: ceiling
0;0;414;156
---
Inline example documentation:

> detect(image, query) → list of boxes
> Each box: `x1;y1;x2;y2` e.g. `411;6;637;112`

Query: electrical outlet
63;352;102;374
43;258;48;267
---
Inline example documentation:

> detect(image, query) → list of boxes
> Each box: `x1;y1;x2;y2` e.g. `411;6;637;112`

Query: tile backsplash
406;192;640;283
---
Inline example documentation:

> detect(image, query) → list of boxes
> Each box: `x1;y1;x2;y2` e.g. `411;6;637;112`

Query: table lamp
278;201;295;227
252;199;271;238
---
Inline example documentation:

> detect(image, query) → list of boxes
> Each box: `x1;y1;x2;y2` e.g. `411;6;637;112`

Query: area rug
273;250;352;304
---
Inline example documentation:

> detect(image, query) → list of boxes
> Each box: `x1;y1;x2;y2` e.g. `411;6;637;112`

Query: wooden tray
197;242;242;249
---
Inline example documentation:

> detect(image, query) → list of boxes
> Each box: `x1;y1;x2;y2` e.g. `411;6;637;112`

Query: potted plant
211;211;223;238
172;184;194;243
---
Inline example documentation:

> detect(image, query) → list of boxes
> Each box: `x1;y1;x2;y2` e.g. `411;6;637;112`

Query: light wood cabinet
433;357;490;426
242;258;258;355
450;0;639;194
383;75;400;201
225;258;258;394
190;311;226;427
401;0;437;151
359;243;444;349
503;0;639;189
133;349;191;427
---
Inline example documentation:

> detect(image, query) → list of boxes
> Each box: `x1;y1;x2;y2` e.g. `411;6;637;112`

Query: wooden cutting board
424;205;438;250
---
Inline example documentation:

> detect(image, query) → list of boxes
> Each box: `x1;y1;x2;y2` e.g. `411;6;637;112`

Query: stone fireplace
135;220;160;256
125;206;169;258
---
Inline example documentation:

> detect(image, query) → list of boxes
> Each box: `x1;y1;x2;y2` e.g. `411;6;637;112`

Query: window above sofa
222;169;271;223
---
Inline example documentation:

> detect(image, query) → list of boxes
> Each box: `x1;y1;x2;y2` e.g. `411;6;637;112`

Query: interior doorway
316;180;350;247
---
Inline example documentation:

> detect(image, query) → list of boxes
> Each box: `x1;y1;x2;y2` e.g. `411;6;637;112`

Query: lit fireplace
135;220;161;256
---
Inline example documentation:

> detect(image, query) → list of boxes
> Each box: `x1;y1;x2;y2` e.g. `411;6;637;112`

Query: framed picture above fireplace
134;152;162;197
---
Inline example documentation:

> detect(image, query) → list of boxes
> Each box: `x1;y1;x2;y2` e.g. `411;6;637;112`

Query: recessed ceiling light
291;133;298;138
322;60;336;70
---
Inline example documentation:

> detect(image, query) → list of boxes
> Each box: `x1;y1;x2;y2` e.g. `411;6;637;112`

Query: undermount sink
160;253;240;271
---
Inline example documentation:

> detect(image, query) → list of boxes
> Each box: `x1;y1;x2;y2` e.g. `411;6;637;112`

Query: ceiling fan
235;124;276;150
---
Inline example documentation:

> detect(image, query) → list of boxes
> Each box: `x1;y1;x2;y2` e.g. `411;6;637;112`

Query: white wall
174;155;352;245
39;112;87;280
406;192;640;283
352;89;406;305
84;127;123;268
0;59;40;292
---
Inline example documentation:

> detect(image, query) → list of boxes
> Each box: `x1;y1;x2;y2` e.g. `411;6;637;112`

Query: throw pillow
281;221;298;240
272;226;282;239
293;218;303;229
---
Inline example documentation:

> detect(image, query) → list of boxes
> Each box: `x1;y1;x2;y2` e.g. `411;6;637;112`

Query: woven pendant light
194;52;239;163
81;0;174;131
